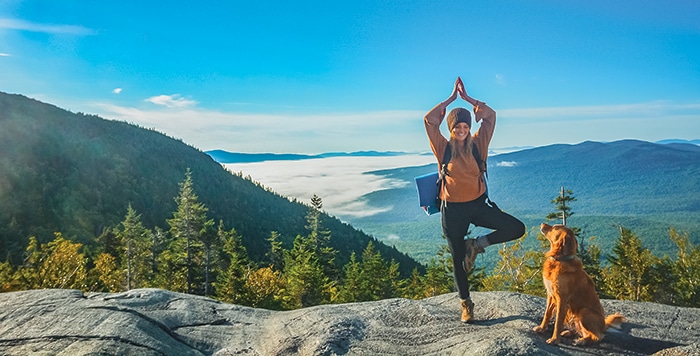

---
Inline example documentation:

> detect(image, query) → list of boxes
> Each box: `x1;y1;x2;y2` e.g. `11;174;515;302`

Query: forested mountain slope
0;92;420;274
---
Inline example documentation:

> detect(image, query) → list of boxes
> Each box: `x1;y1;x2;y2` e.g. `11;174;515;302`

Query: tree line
1;175;698;309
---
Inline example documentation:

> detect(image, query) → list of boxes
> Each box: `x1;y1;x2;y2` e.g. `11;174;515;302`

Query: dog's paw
532;325;546;333
546;337;560;345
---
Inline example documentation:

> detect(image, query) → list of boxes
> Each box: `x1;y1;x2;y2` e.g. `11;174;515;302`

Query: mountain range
206;139;700;265
342;140;700;264
0;91;421;274
206;149;415;164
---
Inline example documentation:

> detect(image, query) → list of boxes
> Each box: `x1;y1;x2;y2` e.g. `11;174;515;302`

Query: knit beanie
447;107;472;132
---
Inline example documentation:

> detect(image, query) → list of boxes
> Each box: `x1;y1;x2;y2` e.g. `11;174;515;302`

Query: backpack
415;142;488;215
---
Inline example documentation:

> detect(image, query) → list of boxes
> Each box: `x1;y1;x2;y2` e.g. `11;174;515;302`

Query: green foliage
336;241;402;303
90;253;123;292
668;228;700;306
481;234;544;297
166;169;216;294
215;222;250;304
282;234;330;308
603;227;659;301
114;204;152;290
18;233;88;290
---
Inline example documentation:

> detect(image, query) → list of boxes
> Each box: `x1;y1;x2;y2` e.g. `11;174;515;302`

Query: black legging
441;194;525;300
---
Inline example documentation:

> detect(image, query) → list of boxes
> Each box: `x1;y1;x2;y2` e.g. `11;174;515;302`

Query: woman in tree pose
424;77;525;323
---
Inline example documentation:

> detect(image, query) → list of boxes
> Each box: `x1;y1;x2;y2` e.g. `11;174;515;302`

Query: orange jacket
424;103;495;203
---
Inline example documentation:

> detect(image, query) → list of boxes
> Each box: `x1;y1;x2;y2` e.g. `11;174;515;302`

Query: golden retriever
533;223;625;345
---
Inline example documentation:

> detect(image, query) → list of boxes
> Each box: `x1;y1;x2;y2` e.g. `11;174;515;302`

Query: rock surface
0;288;698;355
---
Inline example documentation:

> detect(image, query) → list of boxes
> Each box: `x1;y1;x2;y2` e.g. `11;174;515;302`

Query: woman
424;77;525;323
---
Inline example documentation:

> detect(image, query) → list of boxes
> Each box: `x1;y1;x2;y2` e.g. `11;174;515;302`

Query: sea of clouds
224;154;435;219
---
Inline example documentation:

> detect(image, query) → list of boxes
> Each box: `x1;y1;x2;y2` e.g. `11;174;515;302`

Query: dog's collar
550;255;575;261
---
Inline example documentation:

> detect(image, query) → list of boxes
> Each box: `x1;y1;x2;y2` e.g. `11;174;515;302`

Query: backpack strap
439;144;452;181
436;144;452;211
471;142;487;178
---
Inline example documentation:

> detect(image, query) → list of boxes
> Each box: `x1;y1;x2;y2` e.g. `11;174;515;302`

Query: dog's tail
605;313;626;330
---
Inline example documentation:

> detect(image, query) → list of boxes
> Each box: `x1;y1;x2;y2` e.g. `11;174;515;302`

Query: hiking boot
463;238;485;273
461;299;475;323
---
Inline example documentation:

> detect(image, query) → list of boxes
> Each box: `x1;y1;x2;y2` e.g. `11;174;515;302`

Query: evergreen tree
546;187;576;225
603;226;658;301
357;241;400;301
282;233;328;308
304;195;338;282
114;204;150;290
420;258;453;298
668;228;700;306
166;169;215;294
215;222;250;304
145;227;168;287
266;231;284;271
401;268;425;300
336;252;363;303
200;221;219;296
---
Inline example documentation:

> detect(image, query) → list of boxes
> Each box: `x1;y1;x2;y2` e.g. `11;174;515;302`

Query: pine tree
266;231;284;271
304;195;338;282
668;228;700;306
603;226;657;301
166;169;215;294
114;203;150;290
336;252;363;303
215;222;250;304
283;234;328;308
200;221;219;296
357;241;400;301
420;258;453;298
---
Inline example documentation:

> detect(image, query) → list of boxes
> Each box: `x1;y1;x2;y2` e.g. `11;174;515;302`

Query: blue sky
1;0;699;154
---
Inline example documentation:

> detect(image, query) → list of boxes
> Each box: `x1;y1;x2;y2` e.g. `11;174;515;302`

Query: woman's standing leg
441;202;476;322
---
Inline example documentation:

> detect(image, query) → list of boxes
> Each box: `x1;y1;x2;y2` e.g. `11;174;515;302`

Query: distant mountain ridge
207;139;699;165
206;149;415;164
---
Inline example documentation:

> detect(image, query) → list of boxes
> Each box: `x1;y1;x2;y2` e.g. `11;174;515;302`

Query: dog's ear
562;229;578;255
540;223;552;234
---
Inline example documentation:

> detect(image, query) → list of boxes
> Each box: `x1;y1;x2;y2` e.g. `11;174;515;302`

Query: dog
533;223;625;345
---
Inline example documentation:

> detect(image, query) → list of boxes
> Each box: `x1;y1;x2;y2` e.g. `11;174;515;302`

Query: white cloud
90;101;427;153
0;18;94;35
145;94;197;108
113;88;122;94
496;161;517;167
0;53;10;57
495;73;506;86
